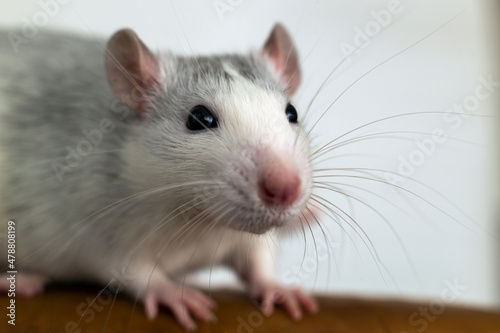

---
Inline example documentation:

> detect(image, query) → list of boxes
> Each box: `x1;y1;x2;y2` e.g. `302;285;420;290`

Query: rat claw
144;293;159;320
295;288;319;314
260;298;275;316
250;282;317;320
282;293;301;320
170;304;197;331
143;281;217;330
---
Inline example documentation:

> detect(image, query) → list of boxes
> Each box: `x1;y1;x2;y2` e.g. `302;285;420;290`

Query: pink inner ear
263;40;283;72
136;38;160;87
262;24;301;96
105;29;160;117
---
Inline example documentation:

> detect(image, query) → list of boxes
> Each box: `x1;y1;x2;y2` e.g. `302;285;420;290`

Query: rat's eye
285;103;298;124
186;105;218;131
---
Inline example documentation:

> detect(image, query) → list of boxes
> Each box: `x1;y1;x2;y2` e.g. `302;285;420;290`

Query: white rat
0;24;317;330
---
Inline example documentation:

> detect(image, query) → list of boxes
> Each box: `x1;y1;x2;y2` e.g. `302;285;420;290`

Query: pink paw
144;282;216;331
250;282;318;320
0;273;47;297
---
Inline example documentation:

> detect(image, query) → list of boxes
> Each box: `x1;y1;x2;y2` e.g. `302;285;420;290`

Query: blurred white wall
484;0;500;304
1;0;498;307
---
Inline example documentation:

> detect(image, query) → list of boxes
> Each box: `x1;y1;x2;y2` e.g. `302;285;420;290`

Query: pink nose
259;160;301;205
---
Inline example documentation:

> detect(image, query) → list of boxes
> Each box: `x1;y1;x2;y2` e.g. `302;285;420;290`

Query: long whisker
308;199;362;261
75;279;116;329
305;206;333;290
100;285;121;333
313;173;486;235
306;7;469;137
313;166;490;233
207;214;235;301
311;129;484;162
309;195;397;287
168;0;206;78
302;34;369;122
294;214;309;286
70;10;148;100
139;201;232;312
317;180;415;221
315;182;423;286
309;111;492;160
179;205;234;306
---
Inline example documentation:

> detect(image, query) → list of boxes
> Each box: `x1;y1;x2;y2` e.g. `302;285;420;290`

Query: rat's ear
105;29;160;117
261;24;301;96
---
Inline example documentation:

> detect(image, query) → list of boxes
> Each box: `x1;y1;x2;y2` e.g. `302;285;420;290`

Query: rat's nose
259;159;301;205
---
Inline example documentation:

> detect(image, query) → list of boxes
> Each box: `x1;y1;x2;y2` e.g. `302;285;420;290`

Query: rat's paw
0;273;47;297
250;282;318;320
144;282;217;331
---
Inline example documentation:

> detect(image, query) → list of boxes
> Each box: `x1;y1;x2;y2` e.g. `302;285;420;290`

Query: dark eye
285;103;298;124
186;105;218;131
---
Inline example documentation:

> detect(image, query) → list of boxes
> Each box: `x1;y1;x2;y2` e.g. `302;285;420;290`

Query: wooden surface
2;285;499;332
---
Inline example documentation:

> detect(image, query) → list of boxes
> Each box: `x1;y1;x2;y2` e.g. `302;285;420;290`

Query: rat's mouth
229;221;281;235
224;206;304;235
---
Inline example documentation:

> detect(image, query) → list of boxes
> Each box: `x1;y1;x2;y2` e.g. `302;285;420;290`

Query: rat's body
0;25;316;329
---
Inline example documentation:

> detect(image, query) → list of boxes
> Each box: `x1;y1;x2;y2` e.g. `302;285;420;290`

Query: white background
1;0;498;308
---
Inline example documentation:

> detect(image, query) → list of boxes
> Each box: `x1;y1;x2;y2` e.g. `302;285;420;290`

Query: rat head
105;24;312;234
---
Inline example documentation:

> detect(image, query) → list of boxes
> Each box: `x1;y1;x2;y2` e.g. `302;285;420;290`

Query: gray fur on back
0;30;138;277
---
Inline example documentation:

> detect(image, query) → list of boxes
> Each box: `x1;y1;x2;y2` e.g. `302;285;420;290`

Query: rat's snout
258;157;301;206
222;143;311;233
